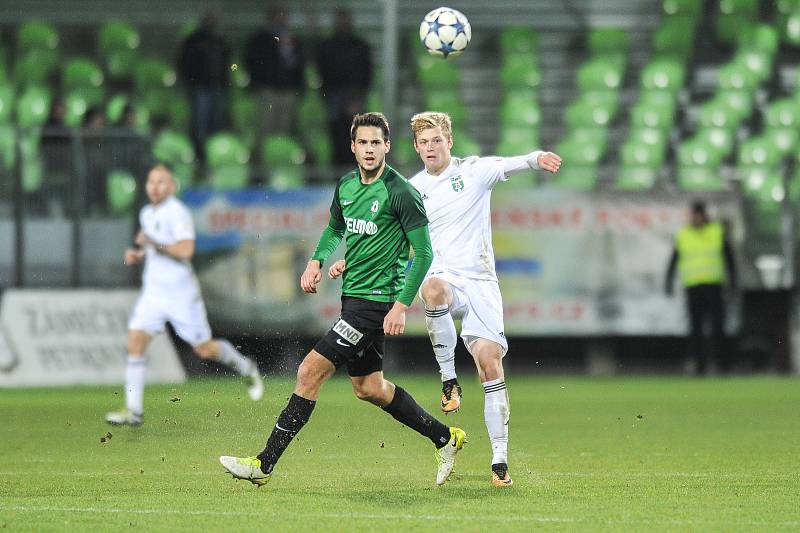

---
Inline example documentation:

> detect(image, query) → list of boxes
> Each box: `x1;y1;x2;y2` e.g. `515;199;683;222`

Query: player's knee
352;384;380;404
421;278;449;306
193;342;215;359
478;354;503;381
296;360;322;390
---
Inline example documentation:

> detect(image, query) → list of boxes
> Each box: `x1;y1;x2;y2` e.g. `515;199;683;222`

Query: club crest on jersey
450;175;464;192
370;200;380;213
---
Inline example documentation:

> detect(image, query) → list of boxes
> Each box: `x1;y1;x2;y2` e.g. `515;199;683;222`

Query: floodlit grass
1;375;799;531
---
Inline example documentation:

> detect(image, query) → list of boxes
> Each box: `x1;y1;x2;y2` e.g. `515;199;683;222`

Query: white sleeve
172;206;196;242
470;156;506;189
502;151;543;177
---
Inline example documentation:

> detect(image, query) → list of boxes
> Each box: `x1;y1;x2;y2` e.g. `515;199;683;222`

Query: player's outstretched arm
501;150;562;177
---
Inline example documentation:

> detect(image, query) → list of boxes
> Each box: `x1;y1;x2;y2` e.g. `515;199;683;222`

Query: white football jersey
139;196;198;293
409;156;507;281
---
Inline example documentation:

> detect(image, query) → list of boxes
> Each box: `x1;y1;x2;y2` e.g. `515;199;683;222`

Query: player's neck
150;195;172;208
359;161;386;184
426;156;451;176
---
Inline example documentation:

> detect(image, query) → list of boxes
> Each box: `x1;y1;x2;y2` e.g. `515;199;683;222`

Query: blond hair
410;112;453;141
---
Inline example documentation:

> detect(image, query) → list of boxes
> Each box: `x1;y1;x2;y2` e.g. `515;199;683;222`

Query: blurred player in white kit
106;164;263;427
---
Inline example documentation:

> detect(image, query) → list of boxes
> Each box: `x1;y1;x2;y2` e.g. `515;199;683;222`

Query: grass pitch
1;375;799;531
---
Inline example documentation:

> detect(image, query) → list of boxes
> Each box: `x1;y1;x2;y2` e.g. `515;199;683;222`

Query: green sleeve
311;188;345;265
397;225;433;306
389;178;428;232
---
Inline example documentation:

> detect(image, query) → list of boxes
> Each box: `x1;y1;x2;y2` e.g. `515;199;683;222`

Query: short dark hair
350;112;390;142
691;199;707;215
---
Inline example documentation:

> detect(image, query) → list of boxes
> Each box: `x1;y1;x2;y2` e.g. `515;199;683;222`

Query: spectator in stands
178;10;231;160
83;106;106;130
245;7;306;140
315;8;373;165
665;200;737;375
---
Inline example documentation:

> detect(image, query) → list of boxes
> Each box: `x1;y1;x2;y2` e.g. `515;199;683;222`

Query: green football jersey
313;164;429;303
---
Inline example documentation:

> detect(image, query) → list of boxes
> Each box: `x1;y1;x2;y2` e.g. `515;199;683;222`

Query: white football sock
215;339;255;376
483;377;509;465
125;355;147;416
425;304;458;381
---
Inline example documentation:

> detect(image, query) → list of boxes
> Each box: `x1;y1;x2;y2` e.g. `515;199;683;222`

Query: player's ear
447;135;454;149
351;141;356;154
385;139;390;153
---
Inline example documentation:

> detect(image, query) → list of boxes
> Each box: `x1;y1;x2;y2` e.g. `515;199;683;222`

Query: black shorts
314;296;392;377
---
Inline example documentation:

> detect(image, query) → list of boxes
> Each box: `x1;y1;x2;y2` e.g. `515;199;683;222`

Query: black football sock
382;385;451;448
257;393;316;474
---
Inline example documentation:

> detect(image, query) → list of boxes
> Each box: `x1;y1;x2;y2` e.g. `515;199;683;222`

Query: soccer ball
419;7;471;59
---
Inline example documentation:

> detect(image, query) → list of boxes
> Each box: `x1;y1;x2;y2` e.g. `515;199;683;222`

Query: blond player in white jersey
105;164;263;427
409;112;561;487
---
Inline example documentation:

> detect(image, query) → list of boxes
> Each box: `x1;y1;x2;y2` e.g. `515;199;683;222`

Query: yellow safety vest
676;222;725;287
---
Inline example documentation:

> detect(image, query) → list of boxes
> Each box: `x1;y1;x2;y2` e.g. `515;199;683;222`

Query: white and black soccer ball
419;7;471;59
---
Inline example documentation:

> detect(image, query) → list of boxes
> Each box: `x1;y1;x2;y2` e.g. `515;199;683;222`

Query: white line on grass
1;505;798;527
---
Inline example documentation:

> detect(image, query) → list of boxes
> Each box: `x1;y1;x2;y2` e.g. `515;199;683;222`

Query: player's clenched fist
537;151;562;173
300;260;323;293
328;259;346;279
124;248;145;265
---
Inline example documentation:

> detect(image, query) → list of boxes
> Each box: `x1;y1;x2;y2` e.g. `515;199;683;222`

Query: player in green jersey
220;113;466;487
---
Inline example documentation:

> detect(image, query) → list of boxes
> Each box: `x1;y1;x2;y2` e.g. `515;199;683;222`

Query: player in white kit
105;164;263;426
408;112;561;487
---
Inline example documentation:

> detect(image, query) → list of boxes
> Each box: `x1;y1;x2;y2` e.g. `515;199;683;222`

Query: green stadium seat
230;93;258;147
261;135;306;167
741;170;784;235
734;50;772;82
0;124;15;170
652;17;696;62
556;138;605;166
105;94;128;124
17;21;58;52
366;89;383;113
628;127;668;148
62;58;104;104
621;139;666;168
16;86;51;128
565;99;613;129
784;6;800;45
583;90;621;119
717;1;759;45
678;139;725;167
765;98;800;128
698;98;741;129
390;137;421;175
640;59;685;93
425;92;468;126
716;90;753;121
418;54;460;90
134;59;177;93
499;54;541;89
678;166;725;190
452;133;481;157
499;92;540;128
765;127;799;154
499;27;538;55
662;0;703;18
616;166;660;190
307;131;333;169
738;136;782;167
695;127;735;157
577;58;623;91
63;92;89;127
739;24;779;56
207;132;250;189
153;130;195;165
98;21;140;55
588;28;629;57
677;139;726;190
495;126;538;157
13;49;58;88
717;61;760;91
630;99;675;130
0;85;13;123
106;49;139;81
106;170;137;215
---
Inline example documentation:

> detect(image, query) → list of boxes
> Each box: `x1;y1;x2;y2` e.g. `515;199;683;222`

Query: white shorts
420;270;508;356
128;288;212;346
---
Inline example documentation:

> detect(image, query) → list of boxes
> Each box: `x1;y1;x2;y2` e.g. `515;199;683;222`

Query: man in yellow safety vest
665;200;737;375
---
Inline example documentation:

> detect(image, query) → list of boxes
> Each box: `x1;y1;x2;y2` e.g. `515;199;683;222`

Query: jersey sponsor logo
332;318;364;344
342;199;354;206
450;175;464;192
370;200;380;213
345;217;378;235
